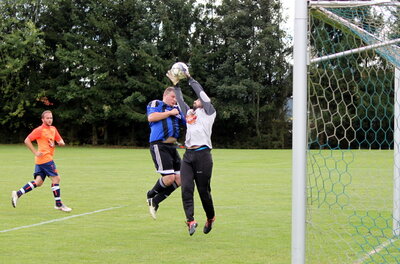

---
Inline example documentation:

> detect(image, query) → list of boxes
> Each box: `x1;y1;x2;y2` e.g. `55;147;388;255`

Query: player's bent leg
161;174;176;186
147;178;165;199
174;173;181;186
146;177;169;220
149;179;179;219
34;174;45;187
146;175;174;219
152;181;179;204
147;174;175;199
11;177;42;208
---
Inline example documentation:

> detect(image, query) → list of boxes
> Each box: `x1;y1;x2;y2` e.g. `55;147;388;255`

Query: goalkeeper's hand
183;69;191;79
166;70;179;86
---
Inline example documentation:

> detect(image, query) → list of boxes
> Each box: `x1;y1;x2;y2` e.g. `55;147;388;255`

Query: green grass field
0;145;292;264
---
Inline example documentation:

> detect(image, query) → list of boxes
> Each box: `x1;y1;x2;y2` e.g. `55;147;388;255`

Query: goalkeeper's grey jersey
175;78;216;149
185;108;216;149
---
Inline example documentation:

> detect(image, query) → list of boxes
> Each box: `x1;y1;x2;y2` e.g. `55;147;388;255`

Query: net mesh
307;2;400;263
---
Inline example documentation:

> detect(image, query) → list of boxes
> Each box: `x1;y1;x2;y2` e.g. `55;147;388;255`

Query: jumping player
146;87;186;219
167;69;216;236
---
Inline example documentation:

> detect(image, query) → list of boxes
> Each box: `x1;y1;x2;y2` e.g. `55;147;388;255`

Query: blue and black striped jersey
147;100;185;143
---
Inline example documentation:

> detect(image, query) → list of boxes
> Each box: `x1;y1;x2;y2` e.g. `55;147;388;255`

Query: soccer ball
171;62;189;80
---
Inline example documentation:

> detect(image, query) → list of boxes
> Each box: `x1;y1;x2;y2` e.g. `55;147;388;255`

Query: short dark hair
163;87;175;97
41;110;52;118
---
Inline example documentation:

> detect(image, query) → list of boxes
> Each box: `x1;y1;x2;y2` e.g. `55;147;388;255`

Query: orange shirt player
11;110;72;212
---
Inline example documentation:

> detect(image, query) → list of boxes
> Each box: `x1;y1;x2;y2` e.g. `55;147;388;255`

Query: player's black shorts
150;142;181;176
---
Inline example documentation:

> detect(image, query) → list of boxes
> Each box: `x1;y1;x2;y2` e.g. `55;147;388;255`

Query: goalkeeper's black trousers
181;147;215;222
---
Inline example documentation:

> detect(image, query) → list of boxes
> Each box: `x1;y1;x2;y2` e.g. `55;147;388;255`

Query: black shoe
187;220;198;236
203;217;215;234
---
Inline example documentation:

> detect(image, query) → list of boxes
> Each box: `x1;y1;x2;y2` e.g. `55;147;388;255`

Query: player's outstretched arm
175;86;190;116
167;69;190;116
188;78;215;115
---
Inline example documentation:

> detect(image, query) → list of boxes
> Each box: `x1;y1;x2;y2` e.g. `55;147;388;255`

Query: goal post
292;1;400;263
291;0;308;263
395;67;400;236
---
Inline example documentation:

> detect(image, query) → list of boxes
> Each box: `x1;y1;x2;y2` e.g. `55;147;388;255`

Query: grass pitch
0;145;292;264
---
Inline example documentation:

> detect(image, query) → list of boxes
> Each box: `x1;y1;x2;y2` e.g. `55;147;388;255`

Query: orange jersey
27;124;63;165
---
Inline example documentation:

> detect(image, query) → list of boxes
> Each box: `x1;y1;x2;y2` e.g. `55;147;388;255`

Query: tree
0;0;47;140
205;0;291;147
0;0;293;148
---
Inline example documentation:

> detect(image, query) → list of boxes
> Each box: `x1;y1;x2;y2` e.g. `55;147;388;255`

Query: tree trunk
103;124;108;145
92;124;98;145
255;90;261;141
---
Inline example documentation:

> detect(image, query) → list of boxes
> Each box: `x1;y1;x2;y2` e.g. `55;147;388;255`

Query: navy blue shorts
33;160;58;180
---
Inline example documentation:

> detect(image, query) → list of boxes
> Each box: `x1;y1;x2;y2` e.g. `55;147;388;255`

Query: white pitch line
0;205;126;233
354;238;398;264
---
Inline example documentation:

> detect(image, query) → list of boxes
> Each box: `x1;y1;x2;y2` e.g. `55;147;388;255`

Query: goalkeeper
167;69;216;236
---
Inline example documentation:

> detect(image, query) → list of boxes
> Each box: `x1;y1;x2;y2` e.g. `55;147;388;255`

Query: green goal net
307;1;400;263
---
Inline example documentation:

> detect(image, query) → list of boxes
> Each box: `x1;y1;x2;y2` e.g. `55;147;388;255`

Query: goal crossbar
310;38;400;64
310;6;400;68
309;1;400;8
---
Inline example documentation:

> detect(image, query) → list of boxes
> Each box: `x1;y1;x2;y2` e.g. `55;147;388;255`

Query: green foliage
0;0;292;148
0;1;47;132
208;0;291;147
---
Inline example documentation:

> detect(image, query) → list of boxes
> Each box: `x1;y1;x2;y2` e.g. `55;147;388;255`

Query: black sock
147;178;167;198
152;182;179;205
